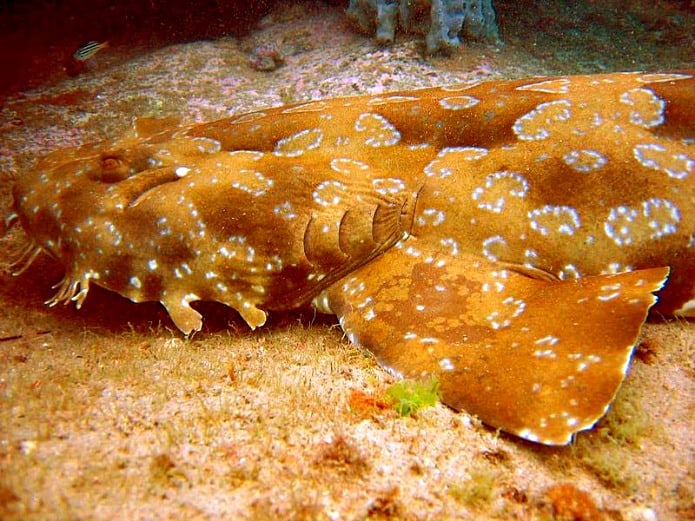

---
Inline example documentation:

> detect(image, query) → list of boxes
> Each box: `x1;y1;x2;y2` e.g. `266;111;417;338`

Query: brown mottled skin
8;71;694;444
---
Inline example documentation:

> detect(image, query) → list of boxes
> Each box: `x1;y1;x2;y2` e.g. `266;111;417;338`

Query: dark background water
1;0;693;97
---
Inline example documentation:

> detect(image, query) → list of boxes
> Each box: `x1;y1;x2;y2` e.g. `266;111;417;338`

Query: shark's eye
102;157;120;170
93;154;130;182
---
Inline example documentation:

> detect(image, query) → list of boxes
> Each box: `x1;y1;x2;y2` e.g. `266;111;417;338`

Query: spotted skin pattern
8;71;695;445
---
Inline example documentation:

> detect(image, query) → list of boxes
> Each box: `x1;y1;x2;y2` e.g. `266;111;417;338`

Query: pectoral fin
319;241;668;445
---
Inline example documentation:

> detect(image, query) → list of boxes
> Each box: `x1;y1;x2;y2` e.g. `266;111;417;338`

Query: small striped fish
73;41;108;61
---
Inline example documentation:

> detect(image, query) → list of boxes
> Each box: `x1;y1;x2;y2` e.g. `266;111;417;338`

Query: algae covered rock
347;0;500;53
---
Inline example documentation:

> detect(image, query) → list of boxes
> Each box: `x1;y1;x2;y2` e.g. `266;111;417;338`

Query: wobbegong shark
7;71;694;445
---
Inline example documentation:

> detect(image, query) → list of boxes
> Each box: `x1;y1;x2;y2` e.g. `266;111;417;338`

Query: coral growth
346;0;500;53
249;43;285;71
